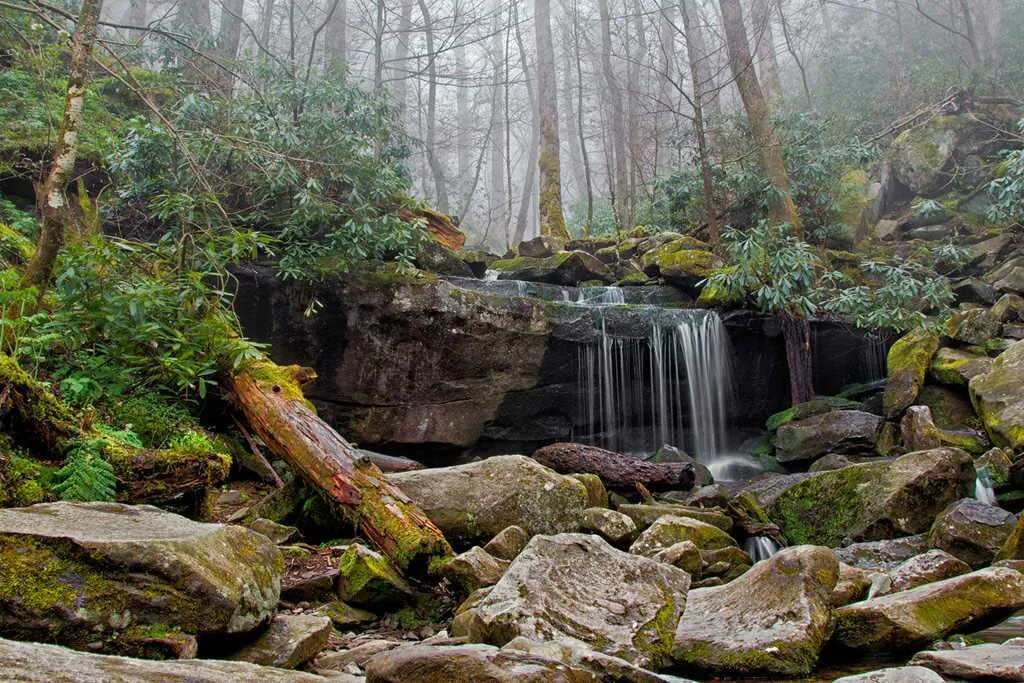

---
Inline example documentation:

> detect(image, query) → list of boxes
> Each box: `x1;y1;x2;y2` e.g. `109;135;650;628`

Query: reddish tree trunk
781;314;814;405
532;442;695;492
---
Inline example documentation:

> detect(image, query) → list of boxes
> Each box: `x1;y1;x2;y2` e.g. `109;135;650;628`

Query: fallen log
531;442;695;492
358;448;424;473
397;206;466;252
224;360;452;574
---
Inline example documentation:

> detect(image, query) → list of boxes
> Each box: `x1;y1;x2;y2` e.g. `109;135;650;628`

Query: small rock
314;601;376;628
483;525;530;561
927;498;1018;568
832;666;943;682
617;503;732;531
517;235;564;258
364;643;595;681
248;518;300;544
231;614;331;670
910;639;1024;681
882;549;971;595
629;515;736;557
831;562;878;607
313;638;399;672
336;544;412;607
569;473;609;508
442;546;510;592
653;541;702;576
579;507;637;545
836;534;929;570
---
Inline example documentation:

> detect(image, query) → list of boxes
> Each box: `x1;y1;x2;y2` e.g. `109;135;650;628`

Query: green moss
766;396;862;431
489;256;546;272
772;462;884;546
883;329;940;416
242;359;315;407
337;544;412;604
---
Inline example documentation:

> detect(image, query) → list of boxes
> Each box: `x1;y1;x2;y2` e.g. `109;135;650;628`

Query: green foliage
105;395;199;449
107;65;424;282
52;439;117;502
168;430;216;452
988;119;1024;226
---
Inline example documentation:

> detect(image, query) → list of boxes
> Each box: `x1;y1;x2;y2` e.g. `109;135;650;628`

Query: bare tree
751;0;783;103
418;0;450;213
534;0;569;239
597;0;632;230
325;0;347;65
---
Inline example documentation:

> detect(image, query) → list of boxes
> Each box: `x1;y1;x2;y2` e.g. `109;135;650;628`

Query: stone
672;546;839;676
831;562;878;607
389;455;588;545
517;235;564;258
0;637;324;682
882;549;971;595
442;546;510;592
977;447;1014;487
314;601;376;628
835;535;929;571
992;293;1024;322
831;567;1024;652
639;237;720;285
995;513;1024;561
809;453;856;472
579;507;637;545
336;544;412;606
415;240;475;277
248;518;300;544
930;347;993;386
569;473;609;508
491;251;613;286
890;113;1004;197
231;614;332;669
0;502;282;651
874;219;900;240
901;406;942;451
774;410;881;463
616;503;732;531
927;498;1018;567
969;340;1024;449
458;249;499;278
630;515;737;556
833;666;943;683
363;643;596;682
483;525;531;561
952;278;997;306
282;566;339;603
502;637;674;683
313;639;400;671
452;533;690;669
910;639;1024;681
946;307;1002;345
770;448;974;547
652;540;703;576
884;329;940;417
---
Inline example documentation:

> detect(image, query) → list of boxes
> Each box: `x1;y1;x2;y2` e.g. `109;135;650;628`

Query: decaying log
397;206;466;252
108;447;231;504
224;360;452;574
531;442;695;492
358;448;424;473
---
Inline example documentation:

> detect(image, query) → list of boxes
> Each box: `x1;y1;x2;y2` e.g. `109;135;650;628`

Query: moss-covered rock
926;498;1018;568
441;546;510;593
832;567;1024;652
482;525;530;561
364;643;594;681
579;507;637;545
766;396;863;431
336;544;412;607
775;410;882;463
995;514;1024;561
883;329;940;417
489;250;613;286
882;549;970;595
945;308;1001;345
900;405;942;451
638;237;719;286
672;545;838;676
629;515;737;556
452;533;690;670
769;448;974;547
616;503;732;531
969;340;1024;449
0;502;282;653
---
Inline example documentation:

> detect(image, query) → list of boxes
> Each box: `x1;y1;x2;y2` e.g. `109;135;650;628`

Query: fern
52;440;117;502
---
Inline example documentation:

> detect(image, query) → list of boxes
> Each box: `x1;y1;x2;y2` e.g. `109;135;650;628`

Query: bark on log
397;207;466;252
357;449;424;473
224;360;452;574
531;442;695;492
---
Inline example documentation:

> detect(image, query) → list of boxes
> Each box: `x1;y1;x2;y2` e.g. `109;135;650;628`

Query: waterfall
744;536;780;562
975;469;998;506
573;304;732;461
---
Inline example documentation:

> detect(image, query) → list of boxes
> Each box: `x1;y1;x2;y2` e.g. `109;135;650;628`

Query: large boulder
833;667;943;683
491;251;613;286
881;549;970;595
774;410;882;463
969;340;1024;449
231;614;332;669
0;502;282;651
638;238;720;286
836;534;929;571
926;498;1018;568
930;347;993;386
629;515;737;556
0;637;324;682
995;513;1024;561
831;567;1024;652
883;329;940;417
672;546;838;676
388;455;588;545
945;308;1001;345
452;533;690;669
910;639;1024;682
770;448;974;547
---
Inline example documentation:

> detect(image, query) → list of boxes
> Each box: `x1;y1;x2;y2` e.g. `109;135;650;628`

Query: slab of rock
900;406;942;451
832;567;1024;652
336;544;412;607
910;638;1024;681
0;502;282;650
969;340;1024;449
775;410;882;463
579;507;637;545
882;549;970;595
232;614;332;669
388;455;588;544
996;513;1024;561
629;515;736;556
313;638;400;672
833;666;943;682
502;637;676;683
835;535;930;570
442;546;510;591
927;498;1018;567
770;448;973;547
930;347;993;386
653;541;703;576
363;643;596;682
452;533;690;669
831;562;878;607
883;329;940;417
616;503;732;531
491;250;613;286
483;525;530;561
672;545;839;676
249;518;301;544
0;636;324;682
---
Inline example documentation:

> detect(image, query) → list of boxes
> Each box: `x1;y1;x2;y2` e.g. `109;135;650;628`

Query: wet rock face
0;502;282;652
883;329;940;417
452;533;691;670
672;545;839;676
926;498;1018;568
774;410;882;463
970;340;1024;449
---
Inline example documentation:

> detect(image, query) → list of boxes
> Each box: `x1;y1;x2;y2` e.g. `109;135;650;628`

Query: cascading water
744;536;780;562
975;468;998;506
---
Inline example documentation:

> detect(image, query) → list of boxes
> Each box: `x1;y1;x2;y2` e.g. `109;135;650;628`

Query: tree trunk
531;443;695;492
325;0;347;65
597;0;631;230
20;0;103;290
260;0;276;51
486;0;507;244
535;0;569;240
751;0;783;104
513;0;539;245
217;0;243;95
718;0;800;234
679;0;720;244
225;361;452;574
572;0;594;233
417;0;450;214
781;314;814;405
683;0;720;153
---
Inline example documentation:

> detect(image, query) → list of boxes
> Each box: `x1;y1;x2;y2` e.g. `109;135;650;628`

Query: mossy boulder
766;396;863;432
926;498;1018;568
995;513;1024;561
616;503;732;531
387;455;588;546
638;237;719;285
769;448;974;547
230;614;332;670
900;405;942;451
490;250;613;286
969;340;1024;449
945;308;1001;345
883;329;940;417
929;347;993;387
336;544;412;607
831;567;1024;652
629;515;737;557
833;169;881;248
0;502;282;652
579;507;637;545
775;410;882;463
452;533;690;670
672;545;839;676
